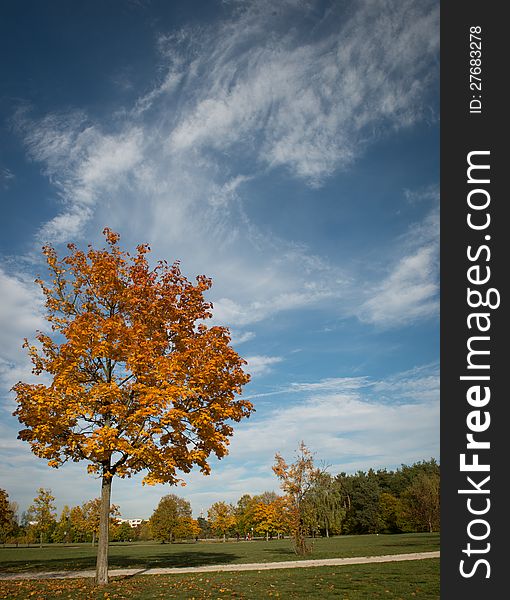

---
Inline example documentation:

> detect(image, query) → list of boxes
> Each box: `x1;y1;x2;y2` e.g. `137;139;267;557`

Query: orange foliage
273;442;322;555
207;501;236;538
252;496;289;537
12;228;253;485
173;516;201;540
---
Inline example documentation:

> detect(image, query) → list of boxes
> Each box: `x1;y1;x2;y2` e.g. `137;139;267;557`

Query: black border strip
441;2;505;596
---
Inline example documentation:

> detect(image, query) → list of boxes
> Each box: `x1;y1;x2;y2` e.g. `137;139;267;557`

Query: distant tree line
0;488;139;547
0;458;439;547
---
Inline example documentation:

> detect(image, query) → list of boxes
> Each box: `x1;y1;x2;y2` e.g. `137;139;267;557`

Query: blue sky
0;0;439;520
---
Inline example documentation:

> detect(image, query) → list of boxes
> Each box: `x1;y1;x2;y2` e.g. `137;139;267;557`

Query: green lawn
0;559;440;599
0;533;439;574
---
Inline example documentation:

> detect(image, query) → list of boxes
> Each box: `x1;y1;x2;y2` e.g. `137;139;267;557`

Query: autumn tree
69;505;89;542
26;488;57;547
135;520;152;541
273;442;322;555
0;489;17;544
12;229;252;584
111;521;133;542
234;494;257;538
252;495;289;541
51;505;72;543
173;516;201;541
208;501;236;541
150;494;193;542
81;498;121;546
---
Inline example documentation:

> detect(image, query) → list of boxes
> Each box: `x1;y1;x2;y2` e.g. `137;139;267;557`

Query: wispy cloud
0;267;46;392
358;196;439;328
245;355;284;377
16;109;145;242
228;363;439;464
359;245;438;328
162;0;439;184
1;167;15;189
404;184;439;205
289;377;371;393
230;330;256;345
11;0;439;335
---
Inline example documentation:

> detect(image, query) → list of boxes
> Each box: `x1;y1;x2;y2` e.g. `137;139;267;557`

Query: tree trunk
95;474;112;585
39;532;43;549
326;526;329;538
92;530;95;547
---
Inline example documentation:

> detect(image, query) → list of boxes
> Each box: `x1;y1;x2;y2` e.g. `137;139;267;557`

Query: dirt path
0;551;439;581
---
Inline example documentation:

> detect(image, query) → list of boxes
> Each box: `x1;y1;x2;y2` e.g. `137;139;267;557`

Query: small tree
307;473;345;537
111;521;133;542
69;505;89;542
12;229;252;584
378;492;403;533
52;505;72;543
208;501;236;541
150;494;192;543
173;516;201;541
252;496;288;541
273;442;322;555
0;489;17;544
135;520;152;541
197;516;212;539
82;498;121;546
234;494;257;538
26;488;56;547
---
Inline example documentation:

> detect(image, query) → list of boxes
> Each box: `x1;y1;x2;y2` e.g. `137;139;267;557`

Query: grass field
0;558;440;599
0;533;439;574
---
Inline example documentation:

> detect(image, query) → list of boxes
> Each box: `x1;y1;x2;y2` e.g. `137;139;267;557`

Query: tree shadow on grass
262;548;297;558
0;551;241;574
118;551;241;569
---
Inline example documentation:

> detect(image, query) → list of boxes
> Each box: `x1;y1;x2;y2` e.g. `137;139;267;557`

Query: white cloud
359;245;438;328
289;377;371;393
404;184;439;205
227;364;439;470
0;267;46;391
208;175;252;208
12;0;438;330
162;0;438;184
230;330;256;345
212;285;334;327
356;199;439;329
245;355;284;377
16;109;144;242
371;364;440;403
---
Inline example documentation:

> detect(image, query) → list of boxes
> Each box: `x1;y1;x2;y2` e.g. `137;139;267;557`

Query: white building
118;518;144;528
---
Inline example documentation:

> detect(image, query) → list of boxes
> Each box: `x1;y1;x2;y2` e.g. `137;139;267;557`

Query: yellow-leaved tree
273;442;322;556
207;501;236;541
12;228;252;584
